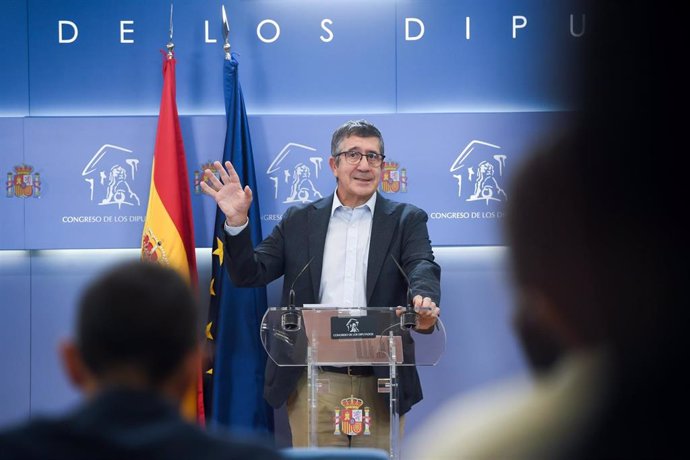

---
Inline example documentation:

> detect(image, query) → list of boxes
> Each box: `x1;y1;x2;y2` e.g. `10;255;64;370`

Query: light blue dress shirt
224;192;377;308
319;192;376;308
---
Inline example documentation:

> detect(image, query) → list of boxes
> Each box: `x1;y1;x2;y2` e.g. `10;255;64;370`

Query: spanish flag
141;53;204;424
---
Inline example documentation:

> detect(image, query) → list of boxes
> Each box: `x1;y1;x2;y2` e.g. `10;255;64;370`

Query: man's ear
329;156;337;173
513;289;568;373
59;340;94;393
518;287;582;349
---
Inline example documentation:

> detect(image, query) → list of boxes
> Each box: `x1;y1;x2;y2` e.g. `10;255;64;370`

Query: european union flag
204;55;273;436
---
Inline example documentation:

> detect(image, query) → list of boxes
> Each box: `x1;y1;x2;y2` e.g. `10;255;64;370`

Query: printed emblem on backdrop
266;143;325;203
193;162;220;194
379;160;407;194
450;140;508;205
81;144;141;209
334;396;371;436
6;165;41;198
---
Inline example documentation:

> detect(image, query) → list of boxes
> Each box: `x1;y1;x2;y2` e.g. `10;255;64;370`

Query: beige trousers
287;370;404;449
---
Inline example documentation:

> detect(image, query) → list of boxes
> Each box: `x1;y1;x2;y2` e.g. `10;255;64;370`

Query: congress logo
346;318;360;333
450;140;508;205
266;143;325;204
6;164;41;198
81;144;141;209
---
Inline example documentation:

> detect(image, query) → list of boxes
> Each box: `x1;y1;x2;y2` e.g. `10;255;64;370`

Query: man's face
329;135;382;207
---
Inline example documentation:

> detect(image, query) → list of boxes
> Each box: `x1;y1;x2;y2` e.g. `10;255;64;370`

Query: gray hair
330;120;384;158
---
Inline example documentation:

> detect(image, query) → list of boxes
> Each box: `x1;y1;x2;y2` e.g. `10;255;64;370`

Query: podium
261;306;446;460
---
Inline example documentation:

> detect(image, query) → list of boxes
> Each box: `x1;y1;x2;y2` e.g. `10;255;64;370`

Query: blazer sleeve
222;207;296;287
401;207;441;306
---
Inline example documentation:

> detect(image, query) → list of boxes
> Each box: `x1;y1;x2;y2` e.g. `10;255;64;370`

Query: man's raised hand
200;161;252;227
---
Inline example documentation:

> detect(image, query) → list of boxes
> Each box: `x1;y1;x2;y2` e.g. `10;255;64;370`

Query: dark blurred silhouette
553;1;685;457
0;261;282;460
409;1;685;458
511;292;565;375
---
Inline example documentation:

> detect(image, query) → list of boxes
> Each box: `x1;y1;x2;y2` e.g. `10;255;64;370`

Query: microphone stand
400;288;418;329
281;290;301;332
281;257;314;332
390;255;417;329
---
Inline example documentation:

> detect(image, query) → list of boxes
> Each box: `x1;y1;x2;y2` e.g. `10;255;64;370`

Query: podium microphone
281;256;314;332
390;255;417;329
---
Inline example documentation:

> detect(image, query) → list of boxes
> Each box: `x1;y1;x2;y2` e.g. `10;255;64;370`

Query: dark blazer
224;193;441;415
0;388;281;460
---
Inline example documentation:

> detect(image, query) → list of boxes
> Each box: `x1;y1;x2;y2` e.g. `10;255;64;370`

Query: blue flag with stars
204;55;273;436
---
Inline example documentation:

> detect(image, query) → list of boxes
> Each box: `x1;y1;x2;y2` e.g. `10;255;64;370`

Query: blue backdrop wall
0;0;583;447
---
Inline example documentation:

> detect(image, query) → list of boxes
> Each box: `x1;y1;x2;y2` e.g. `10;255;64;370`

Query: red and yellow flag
141;54;204;424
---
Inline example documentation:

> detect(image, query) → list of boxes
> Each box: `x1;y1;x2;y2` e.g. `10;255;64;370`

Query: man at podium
202;120;441;449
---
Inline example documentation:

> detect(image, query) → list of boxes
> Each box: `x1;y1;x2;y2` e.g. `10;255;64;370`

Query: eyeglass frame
334;150;386;166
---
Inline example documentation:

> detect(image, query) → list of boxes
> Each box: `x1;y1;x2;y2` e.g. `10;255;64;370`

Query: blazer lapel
366;194;397;304
307;194;333;302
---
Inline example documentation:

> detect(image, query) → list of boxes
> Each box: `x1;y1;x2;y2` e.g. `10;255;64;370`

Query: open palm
200;161;253;226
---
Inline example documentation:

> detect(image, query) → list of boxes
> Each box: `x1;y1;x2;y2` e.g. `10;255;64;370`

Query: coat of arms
194;161;220;194
6;165;41;198
380;161;407;194
334;396;371;436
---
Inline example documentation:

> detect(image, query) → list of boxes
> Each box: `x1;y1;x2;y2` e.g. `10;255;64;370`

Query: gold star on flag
206;368;213;375
212;237;224;265
209;278;215;296
206;321;214;340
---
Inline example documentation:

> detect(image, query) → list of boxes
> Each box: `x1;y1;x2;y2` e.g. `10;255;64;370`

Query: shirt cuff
224;218;249;236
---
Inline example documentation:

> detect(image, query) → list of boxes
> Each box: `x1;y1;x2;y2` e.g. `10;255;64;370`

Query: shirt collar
331;190;377;216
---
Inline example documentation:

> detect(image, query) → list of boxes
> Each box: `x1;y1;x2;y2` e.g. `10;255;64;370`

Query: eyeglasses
335;150;386;167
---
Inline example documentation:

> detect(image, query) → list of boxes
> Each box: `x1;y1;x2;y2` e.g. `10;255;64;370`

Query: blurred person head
506;0;681;368
60;261;200;404
505;124;680;366
504;2;683;453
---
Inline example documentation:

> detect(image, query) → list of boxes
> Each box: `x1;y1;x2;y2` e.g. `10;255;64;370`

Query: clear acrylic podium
260;306;446;460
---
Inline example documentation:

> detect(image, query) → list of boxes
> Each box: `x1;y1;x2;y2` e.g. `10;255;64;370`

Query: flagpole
222;5;231;60
167;2;174;60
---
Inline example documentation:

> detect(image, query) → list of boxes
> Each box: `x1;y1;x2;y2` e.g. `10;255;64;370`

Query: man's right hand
199;160;252;227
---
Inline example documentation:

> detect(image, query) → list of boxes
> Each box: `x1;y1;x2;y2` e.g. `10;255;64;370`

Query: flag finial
166;2;174;59
222;5;231;60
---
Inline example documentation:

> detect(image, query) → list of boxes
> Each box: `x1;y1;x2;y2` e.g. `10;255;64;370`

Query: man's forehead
339;135;380;152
